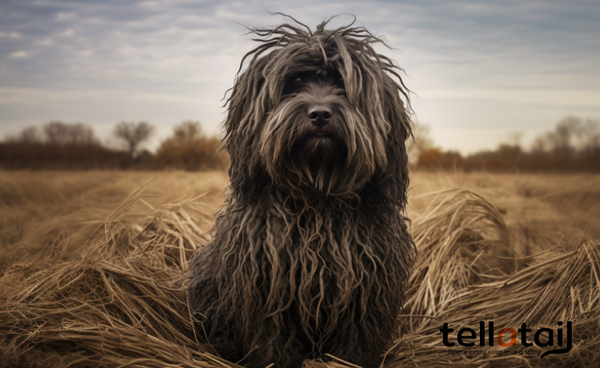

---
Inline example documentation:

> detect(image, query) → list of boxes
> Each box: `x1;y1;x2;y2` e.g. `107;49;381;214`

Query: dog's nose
308;105;332;128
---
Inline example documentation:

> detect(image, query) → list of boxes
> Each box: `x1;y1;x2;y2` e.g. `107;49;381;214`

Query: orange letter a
497;328;517;347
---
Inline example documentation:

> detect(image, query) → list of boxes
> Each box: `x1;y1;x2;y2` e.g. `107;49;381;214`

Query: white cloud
0;31;21;38
55;11;77;21
9;51;28;58
60;28;75;37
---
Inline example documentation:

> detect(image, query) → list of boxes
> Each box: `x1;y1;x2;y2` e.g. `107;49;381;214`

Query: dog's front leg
188;277;245;363
321;307;398;368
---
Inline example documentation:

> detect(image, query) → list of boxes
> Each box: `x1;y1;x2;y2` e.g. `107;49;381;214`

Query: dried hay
1;186;599;368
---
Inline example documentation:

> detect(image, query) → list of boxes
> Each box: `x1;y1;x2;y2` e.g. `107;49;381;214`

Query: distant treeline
3;116;599;172
413;116;600;172
0;121;228;171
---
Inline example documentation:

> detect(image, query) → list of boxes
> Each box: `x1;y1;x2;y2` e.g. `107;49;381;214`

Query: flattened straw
2;186;600;368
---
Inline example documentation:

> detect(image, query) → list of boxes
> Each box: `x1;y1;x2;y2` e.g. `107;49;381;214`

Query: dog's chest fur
203;192;408;330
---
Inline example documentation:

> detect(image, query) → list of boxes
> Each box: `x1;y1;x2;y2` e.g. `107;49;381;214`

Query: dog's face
224;20;412;205
280;69;347;177
262;67;361;194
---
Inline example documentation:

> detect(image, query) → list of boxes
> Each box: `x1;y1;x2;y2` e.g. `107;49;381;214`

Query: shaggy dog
188;17;415;368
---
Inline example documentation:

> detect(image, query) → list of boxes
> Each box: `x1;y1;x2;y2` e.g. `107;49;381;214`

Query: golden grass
1;170;599;367
0;170;227;259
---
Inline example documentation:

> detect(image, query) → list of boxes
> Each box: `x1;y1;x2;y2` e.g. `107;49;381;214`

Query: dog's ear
364;74;412;210
222;56;273;204
382;80;412;209
329;31;412;208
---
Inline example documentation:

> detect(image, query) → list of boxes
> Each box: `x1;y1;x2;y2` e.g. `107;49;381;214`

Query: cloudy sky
1;0;599;154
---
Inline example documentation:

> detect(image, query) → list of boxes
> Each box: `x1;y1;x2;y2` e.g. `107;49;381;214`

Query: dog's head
224;17;412;207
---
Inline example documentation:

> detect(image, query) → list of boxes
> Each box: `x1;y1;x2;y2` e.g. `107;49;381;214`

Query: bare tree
505;131;524;148
553;116;582;155
579;118;600;160
174;121;202;140
44;121;71;145
113;121;155;157
531;133;552;153
6;126;42;143
43;121;97;145
407;123;435;165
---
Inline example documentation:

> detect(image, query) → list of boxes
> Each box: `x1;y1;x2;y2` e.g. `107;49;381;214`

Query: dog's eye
293;77;303;85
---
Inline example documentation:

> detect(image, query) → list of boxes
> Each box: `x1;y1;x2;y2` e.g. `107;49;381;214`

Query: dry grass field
0;170;228;264
408;171;600;254
1;170;599;367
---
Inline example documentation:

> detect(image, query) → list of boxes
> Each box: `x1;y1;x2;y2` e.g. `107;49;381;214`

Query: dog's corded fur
188;16;416;368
